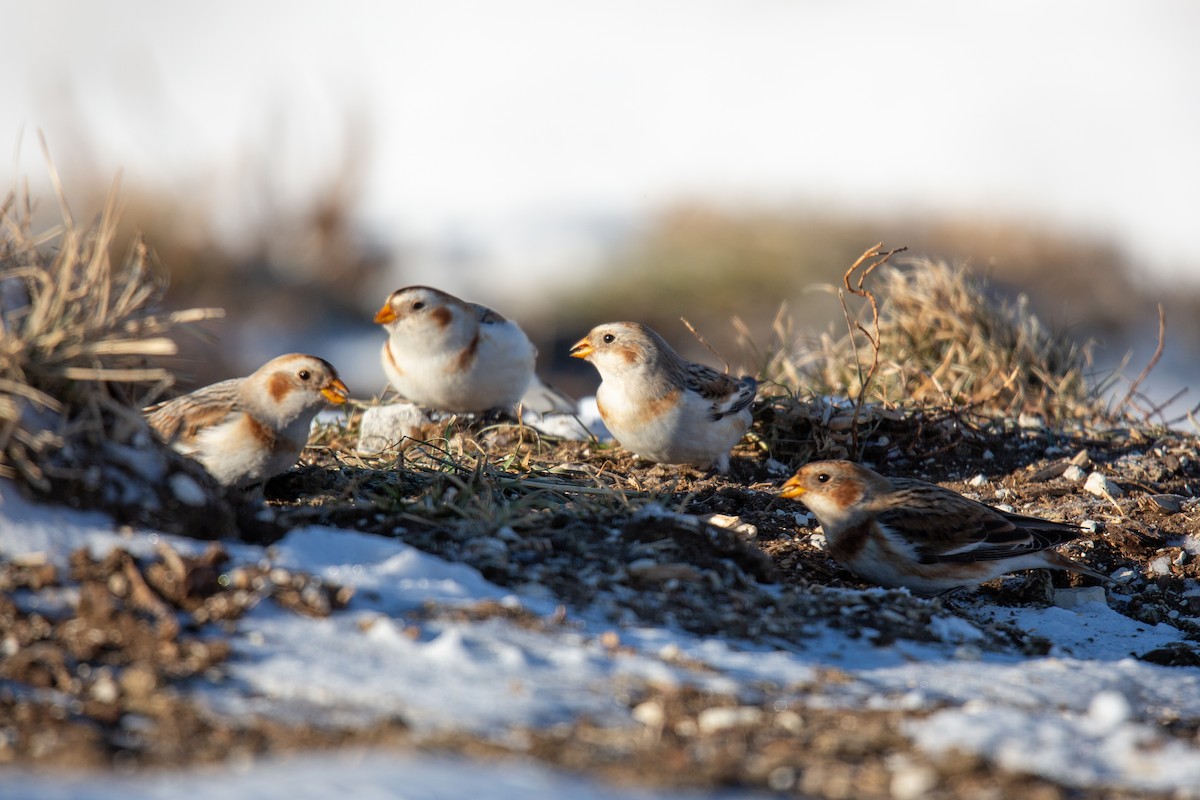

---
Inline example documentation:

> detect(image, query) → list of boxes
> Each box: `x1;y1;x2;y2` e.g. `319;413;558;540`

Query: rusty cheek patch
617;345;640;365
384;339;404;376
430;307;452;329
267;372;293;404
454;331;481;372
828;477;864;510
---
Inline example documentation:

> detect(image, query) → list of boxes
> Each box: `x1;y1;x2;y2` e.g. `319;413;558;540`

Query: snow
1;751;709;800
2;483;1200;796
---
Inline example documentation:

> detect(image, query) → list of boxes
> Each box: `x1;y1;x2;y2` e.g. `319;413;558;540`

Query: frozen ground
2;473;1200;797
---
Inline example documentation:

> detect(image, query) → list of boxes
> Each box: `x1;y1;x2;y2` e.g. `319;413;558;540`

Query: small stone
1145;494;1186;515
703;513;758;537
968;474;988;487
357;402;429;455
1080;519;1101;534
631;700;664;728
696;706;763;734
891;762;938;800
1029;462;1069;482
1110;567;1137;584
1053;586;1107;609
1018;413;1045;429
1084;471;1124;498
89;671;120;704
1062;465;1086;482
1070;449;1092;468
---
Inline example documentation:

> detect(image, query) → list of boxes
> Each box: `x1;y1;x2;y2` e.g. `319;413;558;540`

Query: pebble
968;473;988;487
696;706;763;734
357;403;428;455
1062;465;1086;482
1145;494;1186;515
1110;567;1138;584
1053;586;1107;609
1018;413;1045;429
891;762;939;800
89;671;120;704
1084;471;1124;498
703;514;758;538
631;700;664;727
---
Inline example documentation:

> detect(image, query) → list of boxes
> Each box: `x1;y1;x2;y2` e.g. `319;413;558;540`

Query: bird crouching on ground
374;285;551;413
779;459;1108;595
145;353;348;489
570;321;757;472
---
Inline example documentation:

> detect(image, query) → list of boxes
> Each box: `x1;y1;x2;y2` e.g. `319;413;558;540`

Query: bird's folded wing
682;364;757;420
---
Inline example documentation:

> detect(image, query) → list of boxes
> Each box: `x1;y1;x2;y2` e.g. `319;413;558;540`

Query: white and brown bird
569;321;757;472
145;353;348;489
779;460;1107;594
374;286;563;413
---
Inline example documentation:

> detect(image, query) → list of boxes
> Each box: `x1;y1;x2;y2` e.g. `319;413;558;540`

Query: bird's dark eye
298;370;311;381
602;333;616;344
412;301;426;311
816;472;831;484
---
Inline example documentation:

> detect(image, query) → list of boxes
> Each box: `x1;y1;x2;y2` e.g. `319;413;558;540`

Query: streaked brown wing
872;481;1029;563
681;364;757;420
145;379;240;444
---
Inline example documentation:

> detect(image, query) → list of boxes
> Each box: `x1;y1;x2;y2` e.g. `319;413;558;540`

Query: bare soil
3;407;1198;799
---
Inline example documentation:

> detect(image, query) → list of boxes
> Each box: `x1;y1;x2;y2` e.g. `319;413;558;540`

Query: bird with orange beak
570;321;756;472
780;459;1108;594
374;286;538;413
145;353;348;488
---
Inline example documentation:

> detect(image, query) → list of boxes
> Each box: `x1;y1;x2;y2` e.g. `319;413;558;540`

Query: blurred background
3;0;1198;414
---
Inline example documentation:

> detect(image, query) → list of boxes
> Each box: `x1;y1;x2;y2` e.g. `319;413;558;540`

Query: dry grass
0;172;221;493
787;256;1104;422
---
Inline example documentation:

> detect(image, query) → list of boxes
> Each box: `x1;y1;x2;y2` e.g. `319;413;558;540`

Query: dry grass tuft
0;175;233;533
792;257;1101;422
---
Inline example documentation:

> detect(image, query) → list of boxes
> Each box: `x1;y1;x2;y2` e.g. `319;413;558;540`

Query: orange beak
569;337;593;359
374;303;398;325
779;474;806;500
321;378;349;405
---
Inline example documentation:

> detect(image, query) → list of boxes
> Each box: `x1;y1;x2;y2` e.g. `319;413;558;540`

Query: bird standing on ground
145;353;348;488
779;459;1107;594
569;321;757;472
374;286;548;413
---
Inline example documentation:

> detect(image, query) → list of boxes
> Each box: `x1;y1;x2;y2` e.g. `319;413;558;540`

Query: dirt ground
3;404;1199;799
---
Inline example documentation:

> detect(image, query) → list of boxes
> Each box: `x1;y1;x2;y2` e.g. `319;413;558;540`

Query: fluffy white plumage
145;353;348;488
570;321;756;472
374;286;545;413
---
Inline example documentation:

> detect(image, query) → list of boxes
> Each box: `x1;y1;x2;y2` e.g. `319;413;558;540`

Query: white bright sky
3;0;1200;285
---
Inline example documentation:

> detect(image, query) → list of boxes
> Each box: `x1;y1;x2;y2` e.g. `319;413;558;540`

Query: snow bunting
374;286;541;413
145;353;348;489
569;322;757;472
779;460;1106;594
